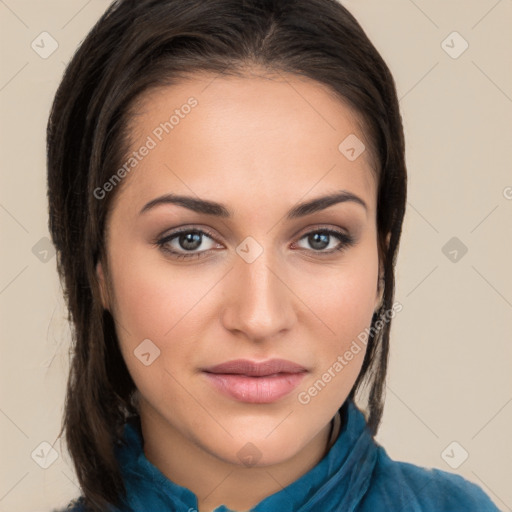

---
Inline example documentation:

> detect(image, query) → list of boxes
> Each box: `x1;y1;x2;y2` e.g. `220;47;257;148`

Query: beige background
1;1;511;511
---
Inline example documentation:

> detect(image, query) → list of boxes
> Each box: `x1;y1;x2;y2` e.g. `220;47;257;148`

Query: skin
97;70;383;512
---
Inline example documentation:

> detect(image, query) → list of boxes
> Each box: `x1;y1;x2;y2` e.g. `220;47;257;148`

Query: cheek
108;244;211;339
292;243;379;402
106;252;214;399
295;247;379;342
293;253;378;410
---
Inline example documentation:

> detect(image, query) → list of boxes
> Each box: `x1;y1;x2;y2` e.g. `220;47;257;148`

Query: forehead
112;71;377;219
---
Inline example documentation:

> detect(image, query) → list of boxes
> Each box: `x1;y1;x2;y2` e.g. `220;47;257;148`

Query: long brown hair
47;0;407;509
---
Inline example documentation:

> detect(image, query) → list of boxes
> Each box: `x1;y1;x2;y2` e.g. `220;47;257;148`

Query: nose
220;248;296;342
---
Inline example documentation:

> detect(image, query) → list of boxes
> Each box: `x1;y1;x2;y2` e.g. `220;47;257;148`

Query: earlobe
96;261;110;310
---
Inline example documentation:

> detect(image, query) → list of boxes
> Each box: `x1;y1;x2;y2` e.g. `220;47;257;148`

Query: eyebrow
139;190;367;219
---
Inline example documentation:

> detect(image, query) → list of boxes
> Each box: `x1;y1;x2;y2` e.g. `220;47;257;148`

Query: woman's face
97;71;382;467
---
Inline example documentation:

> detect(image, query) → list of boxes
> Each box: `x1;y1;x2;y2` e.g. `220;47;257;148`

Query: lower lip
202;371;307;403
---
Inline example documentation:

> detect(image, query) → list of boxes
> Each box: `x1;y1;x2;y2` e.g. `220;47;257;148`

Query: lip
202;358;308;403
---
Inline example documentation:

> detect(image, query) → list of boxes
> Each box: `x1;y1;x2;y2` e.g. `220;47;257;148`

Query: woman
47;0;500;510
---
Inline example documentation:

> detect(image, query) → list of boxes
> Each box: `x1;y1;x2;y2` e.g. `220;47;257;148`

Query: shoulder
359;445;500;511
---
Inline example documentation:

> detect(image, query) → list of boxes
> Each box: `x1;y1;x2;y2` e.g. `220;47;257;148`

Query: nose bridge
221;246;295;339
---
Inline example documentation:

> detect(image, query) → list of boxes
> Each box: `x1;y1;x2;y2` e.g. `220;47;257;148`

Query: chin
201;422;315;467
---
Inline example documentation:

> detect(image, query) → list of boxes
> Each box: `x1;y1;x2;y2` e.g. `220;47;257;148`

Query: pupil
180;232;202;250
309;232;329;250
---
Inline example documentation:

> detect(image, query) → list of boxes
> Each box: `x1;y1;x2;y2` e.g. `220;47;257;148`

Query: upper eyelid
159;226;218;243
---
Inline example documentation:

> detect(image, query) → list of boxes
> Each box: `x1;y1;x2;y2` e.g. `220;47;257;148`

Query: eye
154;226;356;261
294;228;355;255
155;228;221;260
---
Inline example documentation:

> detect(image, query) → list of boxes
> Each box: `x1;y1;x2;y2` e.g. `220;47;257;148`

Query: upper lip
202;358;307;377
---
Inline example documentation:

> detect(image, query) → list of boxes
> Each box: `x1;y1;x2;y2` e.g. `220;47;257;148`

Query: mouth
201;358;308;403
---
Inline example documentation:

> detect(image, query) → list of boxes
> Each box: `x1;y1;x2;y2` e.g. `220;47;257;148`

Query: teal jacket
63;399;500;511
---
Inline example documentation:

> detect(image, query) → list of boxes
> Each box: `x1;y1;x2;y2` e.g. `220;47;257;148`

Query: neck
325;409;342;455
139;400;338;512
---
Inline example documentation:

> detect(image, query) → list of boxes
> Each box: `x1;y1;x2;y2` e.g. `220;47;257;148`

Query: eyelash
154;226;356;261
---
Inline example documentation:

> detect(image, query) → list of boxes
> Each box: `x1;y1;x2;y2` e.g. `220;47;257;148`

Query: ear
374;268;384;312
374;232;391;312
96;260;110;311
